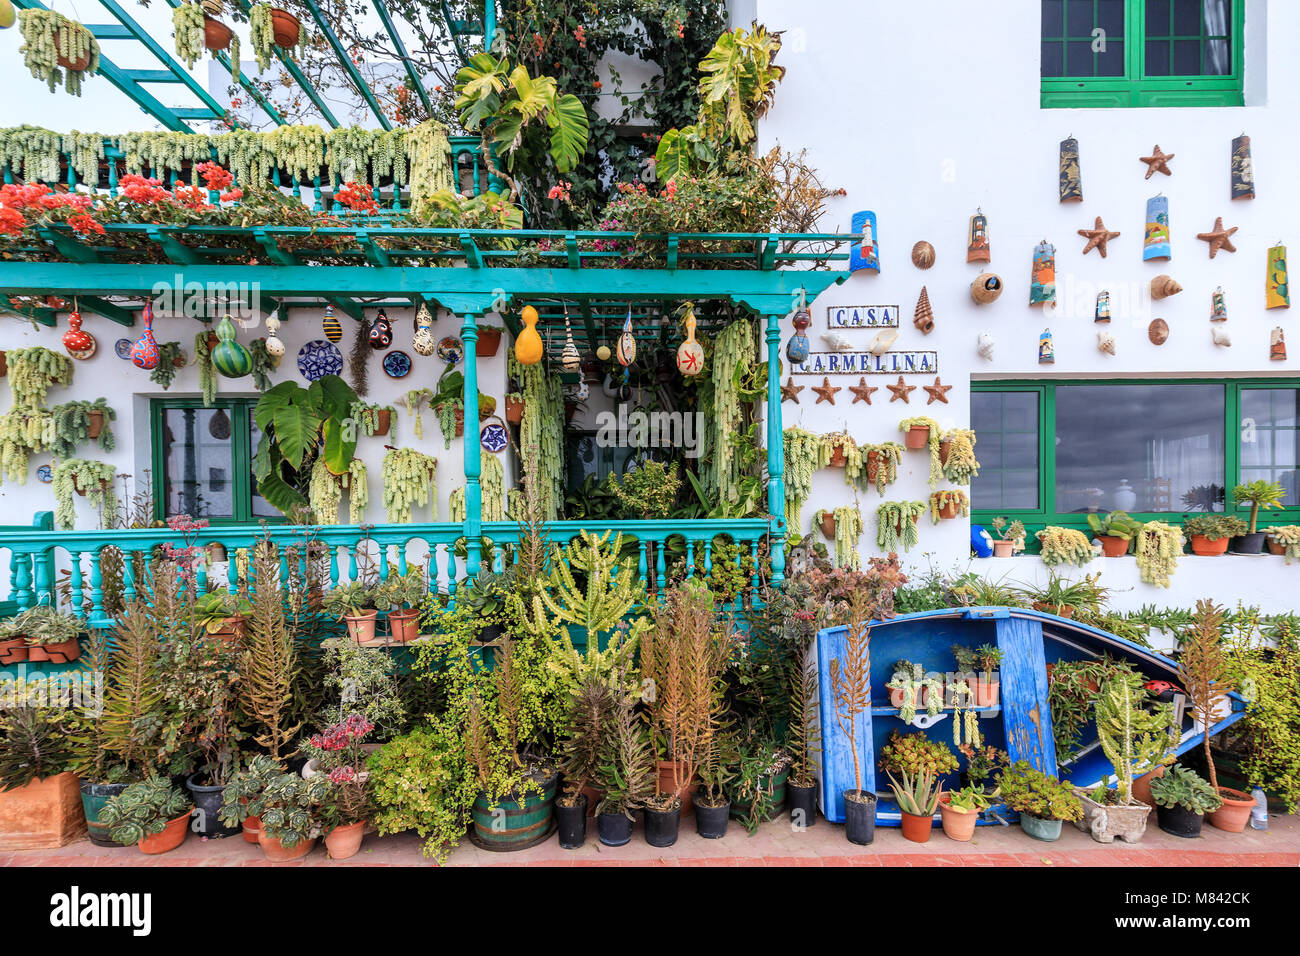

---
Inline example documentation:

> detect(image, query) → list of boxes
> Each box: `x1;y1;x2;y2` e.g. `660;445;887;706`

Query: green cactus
1094;673;1175;803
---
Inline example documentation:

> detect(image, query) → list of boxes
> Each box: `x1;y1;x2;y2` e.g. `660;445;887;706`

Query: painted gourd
676;307;705;376
264;313;286;358
786;308;811;363
616;307;636;366
321;304;343;342
560;306;581;372
0;0;14;30
368;309;393;350
211;315;253;377
62;310;94;354
131;300;161;370
515;305;544;365
412;304;436;356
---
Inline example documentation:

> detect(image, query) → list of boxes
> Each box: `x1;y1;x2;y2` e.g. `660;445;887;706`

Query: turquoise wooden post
461;313;483;576
764;311;787;584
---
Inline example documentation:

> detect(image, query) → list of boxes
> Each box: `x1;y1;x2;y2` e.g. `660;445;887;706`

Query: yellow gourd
515;305;544;365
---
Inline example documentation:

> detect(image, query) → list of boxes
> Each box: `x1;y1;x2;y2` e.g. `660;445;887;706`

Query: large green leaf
253;380;302;431
309;374;357;422
455;53;509;130
256;470;308;517
654;127;694;183
320;417;357;477
271;398;322;471
547;92;590;173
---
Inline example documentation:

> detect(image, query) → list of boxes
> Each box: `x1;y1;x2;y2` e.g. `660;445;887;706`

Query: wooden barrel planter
470;769;559;850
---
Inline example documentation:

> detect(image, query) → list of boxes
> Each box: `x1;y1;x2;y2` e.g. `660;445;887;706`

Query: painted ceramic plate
114;338;134;360
383;350;412;378
297;339;344;381
437;336;464;365
35;464;53;484
480;423;509;453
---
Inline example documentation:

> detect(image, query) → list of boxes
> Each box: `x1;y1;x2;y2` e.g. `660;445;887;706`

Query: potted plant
1149;765;1222;838
929;489;969;523
888;762;945;844
556;665;616;849
939;427;980;485
1183;514;1248;556
192;587;252;643
899;414;939;451
323;581;378;644
938;784;994;842
457;568;514;642
829;596;876;845
861;440;903;494
97;777;192;855
996;760;1083;841
1230;479;1285;553
989;517;1025;558
1035;525;1097;567
885;660;942;722
3;605;83;664
505;390;525;423
1085;510;1144;557
1179;600;1254;831
52;458;117;531
879;731;958;842
220;754;328;861
951;643;1001;707
593;665;654;848
1074;673;1173;843
957;743;1009;793
0;701;85;849
1266;524;1300;561
786;652;820;830
476;323;504;356
1018;571;1103;619
17;9;100;96
821;430;860;470
50;397;116;458
350;400;397;439
372;567;427;643
305;714;374;860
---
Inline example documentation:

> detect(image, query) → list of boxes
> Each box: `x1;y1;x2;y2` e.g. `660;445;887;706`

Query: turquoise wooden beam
301;0;393;130
231;0;339;128
75;297;136;327
460;311;482;575
764;310;786;583
371;0;434;117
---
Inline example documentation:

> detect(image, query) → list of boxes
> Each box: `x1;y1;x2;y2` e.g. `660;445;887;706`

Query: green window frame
971;379;1300;546
150;397;281;525
1041;0;1245;108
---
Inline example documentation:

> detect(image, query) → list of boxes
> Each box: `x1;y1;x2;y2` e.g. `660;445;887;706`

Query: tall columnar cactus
1094;672;1175;803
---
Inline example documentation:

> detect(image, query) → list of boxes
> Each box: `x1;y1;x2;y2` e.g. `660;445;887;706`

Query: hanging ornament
209;407;232;440
1029;241;1056;307
412;303;436;356
1097;329;1116;356
212;314;253;377
1271;327;1287;361
576;381;590;401
1059;136;1082;202
1211;287;1228;322
1212;326;1232;348
321;304;343;342
1267;243;1290;309
1148;318;1170;345
1150;274;1182;300
970;272;1003;304
786;305;811;364
616;304;636;366
1231;134;1255;200
1078;217;1120;257
1196;217;1238;258
1143;195;1171;261
1095;290;1111;323
62;302;96;359
912;286;935;334
1139;145;1175;179
368;309;393;350
1038;329;1055;364
967;210;990;263
868;327;899;356
131;300;161;370
977;332;995;361
560;304;581;373
436;336;464;365
515;305;544;365
676;303;705;377
264;311;286;359
911;240;936;269
849;210;880;272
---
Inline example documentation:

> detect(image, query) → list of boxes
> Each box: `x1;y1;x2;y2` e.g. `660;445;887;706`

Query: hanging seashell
1148;318;1170;345
616;306;636;366
821;331;854;352
913;286;935;334
560;305;581;373
1212;326;1232;347
911;241;935;269
676;304;705;377
515;305;544;365
1097;328;1116;355
970;272;1003;304
977;332;995;361
321;304;343;342
1150;275;1182;299
867;327;898;356
1271;326;1287;361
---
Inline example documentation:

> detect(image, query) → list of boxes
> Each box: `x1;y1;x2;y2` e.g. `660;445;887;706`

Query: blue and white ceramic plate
114;338;134;360
436;336;464;365
383;350;412;378
35;464;53;484
297;339;343;381
480;422;508;453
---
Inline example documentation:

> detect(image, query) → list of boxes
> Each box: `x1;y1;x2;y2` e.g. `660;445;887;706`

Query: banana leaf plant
252;374;358;517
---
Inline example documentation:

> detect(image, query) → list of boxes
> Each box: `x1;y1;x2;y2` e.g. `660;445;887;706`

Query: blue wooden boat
815;607;1247;826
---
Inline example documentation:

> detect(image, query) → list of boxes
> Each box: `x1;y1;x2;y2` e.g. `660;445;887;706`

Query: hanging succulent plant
17;10;100;96
172;2;206;70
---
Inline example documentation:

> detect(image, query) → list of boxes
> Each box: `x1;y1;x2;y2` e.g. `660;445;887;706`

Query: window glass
1144;0;1233;76
249;410;279;518
1041;0;1126;77
971;391;1040;511
160;406;236;519
1055;384;1224;514
1240;388;1300;506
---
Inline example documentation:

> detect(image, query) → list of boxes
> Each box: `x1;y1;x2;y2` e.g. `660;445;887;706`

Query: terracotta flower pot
938;793;977;842
969;676;999;707
75;478;111;497
1097;534;1129;557
372;408;392;437
258;830;316;862
56;28;92;71
1268;539;1285;556
992;539;1015;558
344;610;378;645
889;683;927;710
939;437;952;465
138;809;193;855
655;760;695;815
33;637;81;664
505;396;525;423
386;608;420;643
324;820;366;860
1190;534;1230;556
203;16;233;51
1033;602;1073;618
1131;766;1166;809
819;513;836;540
87;409;104;439
476;327;503;357
935;499;960;520
269;8;302;48
437;404;465;437
866;450;882;484
899;809;934;843
828;445;847;468
904;425;931;451
0;772;86;850
0;637;29;665
1207;787;1254;833
241;813;262;844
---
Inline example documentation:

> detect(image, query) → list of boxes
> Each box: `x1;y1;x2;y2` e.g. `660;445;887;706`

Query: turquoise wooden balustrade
0;519;776;626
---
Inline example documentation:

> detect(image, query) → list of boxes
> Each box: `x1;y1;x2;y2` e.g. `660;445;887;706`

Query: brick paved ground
4;810;1297;866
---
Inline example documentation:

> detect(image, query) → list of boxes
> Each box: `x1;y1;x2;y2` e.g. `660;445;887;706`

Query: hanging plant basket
269;7;301;47
203;16;233;51
819;511;836;540
476;327;503;357
86;409;104;439
505;395;525;423
74;478;111;498
56;26;93;71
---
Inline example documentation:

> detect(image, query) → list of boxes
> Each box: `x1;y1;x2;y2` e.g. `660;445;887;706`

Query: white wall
755;0;1297;610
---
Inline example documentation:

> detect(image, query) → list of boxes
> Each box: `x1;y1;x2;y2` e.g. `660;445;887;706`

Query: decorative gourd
321;304;343;342
515;305;543;365
560;305;581;372
264;312;285;358
211;314;253;378
368;309;393;350
62;309;95;357
130;301;160;370
786;307;811;364
676;303;705;377
412;303;436;356
616;305;636;366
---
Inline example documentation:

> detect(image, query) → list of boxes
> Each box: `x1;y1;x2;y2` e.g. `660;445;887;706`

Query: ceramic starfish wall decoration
1140;145;1174;179
1196;217;1239;258
887;376;916;403
923;376;952;405
812;377;841;404
781;377;804;403
1078;217;1121;257
849;377;878;404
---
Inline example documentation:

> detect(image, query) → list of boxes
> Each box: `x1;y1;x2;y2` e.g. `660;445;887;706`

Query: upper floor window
1041;0;1244;108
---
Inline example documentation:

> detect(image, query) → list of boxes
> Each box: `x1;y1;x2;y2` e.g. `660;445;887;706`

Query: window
971;380;1300;536
1041;0;1244;108
151;398;277;523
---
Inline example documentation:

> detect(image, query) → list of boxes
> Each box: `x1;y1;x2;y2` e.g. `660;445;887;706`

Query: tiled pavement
4;810;1297;866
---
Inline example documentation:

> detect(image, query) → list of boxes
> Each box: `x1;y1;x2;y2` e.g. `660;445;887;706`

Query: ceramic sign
480;423;509;453
792;350;937;375
849;210;880;273
826;305;899;328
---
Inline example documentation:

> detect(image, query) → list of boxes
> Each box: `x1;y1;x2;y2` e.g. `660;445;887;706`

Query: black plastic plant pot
597;811;633;847
1229;532;1266;555
479;623;504;643
695;799;730;839
186;773;241;839
842;790;876;845
555;794;588;849
1156;802;1204;838
788;782;818;828
643;803;681;848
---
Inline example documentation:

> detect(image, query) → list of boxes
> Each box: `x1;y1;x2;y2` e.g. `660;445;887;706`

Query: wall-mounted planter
904;425;931;450
476;327;503;357
203;16;232;50
269;8;301;47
